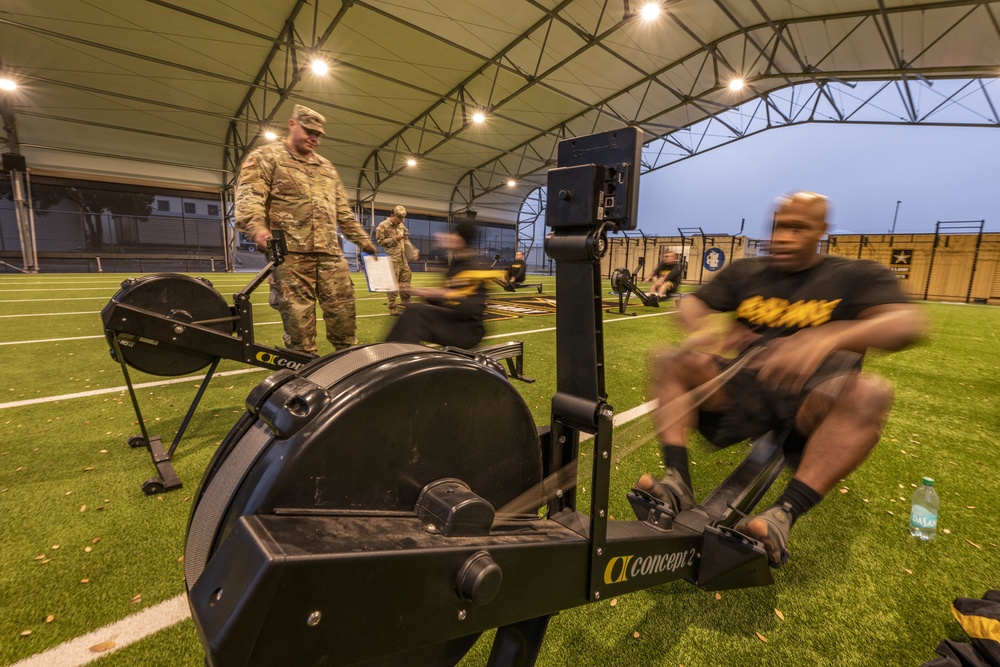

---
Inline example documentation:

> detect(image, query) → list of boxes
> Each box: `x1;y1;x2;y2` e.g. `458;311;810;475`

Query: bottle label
910;505;937;529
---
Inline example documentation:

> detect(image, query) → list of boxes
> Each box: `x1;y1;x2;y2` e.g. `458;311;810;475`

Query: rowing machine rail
185;129;783;666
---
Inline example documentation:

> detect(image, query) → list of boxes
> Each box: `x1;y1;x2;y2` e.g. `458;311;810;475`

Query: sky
636;122;1000;240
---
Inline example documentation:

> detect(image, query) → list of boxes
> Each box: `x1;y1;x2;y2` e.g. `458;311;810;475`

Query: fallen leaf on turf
756;632;768;643
905;568;913;575
840;488;849;494
887;511;894;515
943;529;951;534
965;539;981;549
715;593;722;600
51;545;59;550
80;505;86;512
85;546;92;553
178;555;184;562
774;608;785;621
20;629;32;636
966;506;976;510
80;578;90;584
45;615;55;623
609;598;617;607
89;641;116;652
130;594;142;604
633;631;640;639
33;554;44;561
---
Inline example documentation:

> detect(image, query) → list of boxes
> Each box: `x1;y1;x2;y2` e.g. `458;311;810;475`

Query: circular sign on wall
703;247;725;272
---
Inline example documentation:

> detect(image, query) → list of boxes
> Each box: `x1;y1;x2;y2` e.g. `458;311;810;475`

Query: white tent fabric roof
2;0;999;219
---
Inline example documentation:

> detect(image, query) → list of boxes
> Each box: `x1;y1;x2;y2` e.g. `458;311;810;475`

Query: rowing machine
607;266;662;315
184;128;785;666
100;232;315;495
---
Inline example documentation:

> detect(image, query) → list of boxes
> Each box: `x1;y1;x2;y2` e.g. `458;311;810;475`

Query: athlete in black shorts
638;192;926;567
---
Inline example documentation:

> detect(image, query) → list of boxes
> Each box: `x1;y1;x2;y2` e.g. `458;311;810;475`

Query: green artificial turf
0;271;997;667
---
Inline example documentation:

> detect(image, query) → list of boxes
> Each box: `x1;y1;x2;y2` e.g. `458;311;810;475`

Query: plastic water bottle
909;477;939;541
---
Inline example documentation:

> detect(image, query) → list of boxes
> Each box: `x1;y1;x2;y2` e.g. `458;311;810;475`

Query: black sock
660;444;692;489
776;478;823;525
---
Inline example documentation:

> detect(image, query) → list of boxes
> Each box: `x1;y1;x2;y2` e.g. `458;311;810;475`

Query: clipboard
361;253;399;292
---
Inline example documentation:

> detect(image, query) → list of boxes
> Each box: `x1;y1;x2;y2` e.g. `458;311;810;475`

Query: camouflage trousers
268;252;357;353
386;256;412;313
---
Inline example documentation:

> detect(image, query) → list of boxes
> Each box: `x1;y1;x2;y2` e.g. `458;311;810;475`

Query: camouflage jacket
375;218;410;261
234;142;370;255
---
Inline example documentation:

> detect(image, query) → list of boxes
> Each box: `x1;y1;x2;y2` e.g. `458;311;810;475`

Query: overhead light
728;78;745;91
310;58;329;76
639;2;661;21
471;111;486;124
406;158;417;167
264;130;278;141
506;179;517;188
0;78;16;92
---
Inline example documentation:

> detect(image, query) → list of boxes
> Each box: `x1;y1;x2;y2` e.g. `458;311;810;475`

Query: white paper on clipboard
361;253;399;292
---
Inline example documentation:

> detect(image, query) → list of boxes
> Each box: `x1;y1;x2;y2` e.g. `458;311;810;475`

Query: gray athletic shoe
736;502;793;567
635;468;695;513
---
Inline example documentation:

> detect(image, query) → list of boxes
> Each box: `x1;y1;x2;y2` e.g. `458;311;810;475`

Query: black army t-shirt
695;255;908;342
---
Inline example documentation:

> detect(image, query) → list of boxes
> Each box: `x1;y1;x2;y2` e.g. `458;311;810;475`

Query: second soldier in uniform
375;205;418;315
235;104;378;354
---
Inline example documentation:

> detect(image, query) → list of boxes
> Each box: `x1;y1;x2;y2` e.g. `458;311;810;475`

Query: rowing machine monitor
184;128;784;667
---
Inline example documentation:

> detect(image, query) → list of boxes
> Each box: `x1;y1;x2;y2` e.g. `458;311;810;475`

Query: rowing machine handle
266;230;287;265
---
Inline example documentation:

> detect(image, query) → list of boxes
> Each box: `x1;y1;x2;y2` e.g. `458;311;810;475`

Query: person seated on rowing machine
638;191;926;567
386;220;504;349
507;251;527;287
649;250;682;301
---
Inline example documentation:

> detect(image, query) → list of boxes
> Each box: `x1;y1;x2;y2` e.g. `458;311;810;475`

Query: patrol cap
291;104;325;134
392;205;407;218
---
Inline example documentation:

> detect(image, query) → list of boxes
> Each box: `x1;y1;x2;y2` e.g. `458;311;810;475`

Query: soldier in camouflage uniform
235;104;378;354
375;205;418;315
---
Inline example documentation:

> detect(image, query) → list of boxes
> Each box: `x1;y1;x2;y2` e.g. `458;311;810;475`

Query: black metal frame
103;233;316;494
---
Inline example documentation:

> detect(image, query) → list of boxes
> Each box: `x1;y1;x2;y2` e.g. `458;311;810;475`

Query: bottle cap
921;476;935;486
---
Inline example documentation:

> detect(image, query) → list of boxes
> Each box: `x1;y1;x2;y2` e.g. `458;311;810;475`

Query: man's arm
234;150;274;250
332;179;377;254
756;302;927;391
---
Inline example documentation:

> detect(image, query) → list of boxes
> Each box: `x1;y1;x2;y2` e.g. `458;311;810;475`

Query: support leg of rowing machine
110;332;220;495
486;615;553;667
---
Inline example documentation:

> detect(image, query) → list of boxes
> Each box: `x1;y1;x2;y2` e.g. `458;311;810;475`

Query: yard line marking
0;297;111;303
1;335;105;346
1;311;99;319
0;368;267;410
0;310;675;408
7;396;659;667
8;594;190;667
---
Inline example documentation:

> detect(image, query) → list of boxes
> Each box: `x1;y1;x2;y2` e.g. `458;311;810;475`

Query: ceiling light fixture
310;59;329;76
471;111;486;124
728;78;745;91
264;130;278;141
507;179;517;188
639;2;661;21
0;78;16;92
406;158;417;167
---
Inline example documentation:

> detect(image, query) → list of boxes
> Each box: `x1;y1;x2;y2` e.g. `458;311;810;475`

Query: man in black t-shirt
639;192;926;567
386;220;503;349
649;250;682;298
507;251;527;286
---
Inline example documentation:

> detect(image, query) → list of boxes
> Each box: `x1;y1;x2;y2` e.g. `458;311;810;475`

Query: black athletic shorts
697;349;862;457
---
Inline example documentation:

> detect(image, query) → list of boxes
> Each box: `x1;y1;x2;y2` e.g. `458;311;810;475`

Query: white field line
0;310;415;347
7;397;658;667
0;311;674;409
1;295;388;318
0;367;267;410
8;594;191;667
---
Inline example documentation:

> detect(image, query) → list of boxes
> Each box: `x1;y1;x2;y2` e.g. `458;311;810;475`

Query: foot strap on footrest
627;488;676;531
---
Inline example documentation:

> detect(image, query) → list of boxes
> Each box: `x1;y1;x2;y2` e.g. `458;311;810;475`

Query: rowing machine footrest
470;340;534;383
415;478;495;536
692;524;774;591
627;487;676;531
